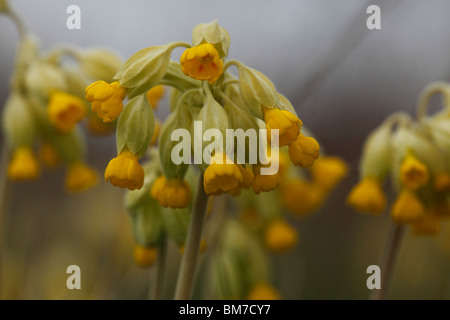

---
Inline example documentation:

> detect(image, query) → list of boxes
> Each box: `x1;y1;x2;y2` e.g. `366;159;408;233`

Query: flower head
252;164;282;194
134;245;157;267
347;177;386;214
400;152;429;190
288;133;320;167
48;91;86;133
104;149;144;190
264;220;299;253
311;156;348;190
65;162;98;192
180;43;223;83
391;190;426;224
85;81;127;122
246;283;281;300
203;152;243;195
228;164;254;195
263;107;301;147
7;147;40;181
151;175;192;209
281;179;324;217
146;85;165;109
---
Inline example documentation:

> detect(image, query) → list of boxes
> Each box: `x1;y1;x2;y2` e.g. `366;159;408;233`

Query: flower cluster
347;82;450;236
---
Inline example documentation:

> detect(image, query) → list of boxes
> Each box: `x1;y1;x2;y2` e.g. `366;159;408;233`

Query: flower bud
114;43;178;99
192;20;230;58
78;48;122;82
116;94;155;158
359;124;392;180
130;198;164;247
25;60;67;98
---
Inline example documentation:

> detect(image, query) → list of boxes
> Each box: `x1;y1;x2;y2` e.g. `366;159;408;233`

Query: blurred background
1;0;450;299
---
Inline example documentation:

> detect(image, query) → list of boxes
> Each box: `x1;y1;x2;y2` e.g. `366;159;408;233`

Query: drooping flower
7;146;40;181
311;156;348;190
228;164;254;195
203;152;243;195
65;162;98;192
150;175;192;209
48;91;86;133
263;107;301;147
252;164;282;194
264;220;299;253
281;179;324;217
134;245;157;267
146;85;165;109
288;133;320;167
180;43;223;83
347;177;386;214
85;80;127;122
400;152;429;190
391;190;426;224
104;148;144;190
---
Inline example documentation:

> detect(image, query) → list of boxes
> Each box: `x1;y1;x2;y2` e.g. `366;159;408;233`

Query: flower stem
370;224;405;300
151;235;168;300
174;173;208;300
0;146;11;299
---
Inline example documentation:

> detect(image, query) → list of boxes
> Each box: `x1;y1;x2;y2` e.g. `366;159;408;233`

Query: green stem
416;81;450;120
151;235;168;300
370;224;405;300
174;173;208;300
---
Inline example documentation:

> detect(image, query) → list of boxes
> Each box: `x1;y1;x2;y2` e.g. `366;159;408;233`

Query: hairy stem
151;235;168;300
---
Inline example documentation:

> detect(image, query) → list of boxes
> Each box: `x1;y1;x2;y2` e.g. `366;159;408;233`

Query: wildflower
150;175;192;209
134;245;157;267
434;172;450;192
7;146;39;181
252;164;282;194
281;179;324;217
104;148;144;190
40;142;60;169
311;156;348;190
180;43;223;83
203;152;243;195
146;85;165;109
228;165;254;195
263;107;301;147
85;81;127;122
391;190;426;224
347;177;386;214
65;162;98;192
399;152;429;190
47;91;86;133
247;283;281;300
288;133;320;167
264;220;299;253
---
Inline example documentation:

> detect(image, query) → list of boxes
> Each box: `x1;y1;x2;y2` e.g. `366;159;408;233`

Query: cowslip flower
263;107;301;147
134;245;157;267
246;283;281;300
146;85;165;109
104;148;144;190
264;220;299;253
252;164;282;194
7;146;40;181
288;133;320;167
400;152;429;190
85;81;127;122
281;179;324;217
150;175;192;209
228;164;254;195
311;156;348;190
64;162;98;192
391;190;426;224
203;152;243;196
47;91;86;133
347;177;386;214
180;43;223;83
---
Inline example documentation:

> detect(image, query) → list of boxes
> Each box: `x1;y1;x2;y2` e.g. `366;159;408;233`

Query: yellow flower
263;107;301;147
179;239;207;255
400;152;429;190
65;162;98;192
47;91;86;133
246;283;281;300
40;142;60;169
150;175;192;209
134;245;157;267
150;119;161;146
264;220;299;254
7;147;40;181
228;164;254;195
434;172;450;193
288;133;320;167
86;115;115;136
104;149;144;190
391;190;426;224
146;85;165;109
252;164;282;194
411;214;440;236
281;179;324;217
85;81;127;123
347;177;386;214
180;43;223;83
311;156;348;190
203;152;243;195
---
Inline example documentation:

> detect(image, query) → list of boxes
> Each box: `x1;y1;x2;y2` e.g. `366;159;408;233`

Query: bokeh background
1;0;450;299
